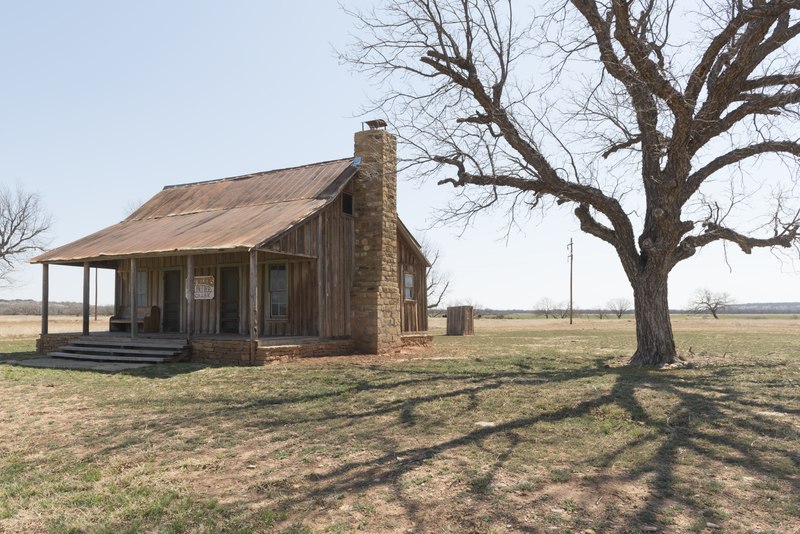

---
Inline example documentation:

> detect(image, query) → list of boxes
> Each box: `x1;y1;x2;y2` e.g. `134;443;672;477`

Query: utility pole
567;239;573;325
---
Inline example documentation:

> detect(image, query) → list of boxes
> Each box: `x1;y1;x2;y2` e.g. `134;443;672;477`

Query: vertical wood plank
249;250;258;342
398;262;405;334
446;306;474;336
41;263;49;336
187;255;195;340
94;267;98;321
208;266;214;334
114;264;120;316
130;257;137;338
240;264;246;336
83;262;90;335
214;265;220;334
317;218;325;338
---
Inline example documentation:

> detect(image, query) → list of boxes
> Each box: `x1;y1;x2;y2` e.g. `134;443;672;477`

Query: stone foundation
36;334;74;354
191;338;356;365
401;333;433;347
254;339;356;364
191;339;254;365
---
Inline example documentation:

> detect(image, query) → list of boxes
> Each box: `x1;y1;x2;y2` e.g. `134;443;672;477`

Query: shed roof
32;158;358;264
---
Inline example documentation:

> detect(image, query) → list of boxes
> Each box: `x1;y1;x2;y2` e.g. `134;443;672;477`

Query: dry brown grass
0;315;112;338
0;315;798;533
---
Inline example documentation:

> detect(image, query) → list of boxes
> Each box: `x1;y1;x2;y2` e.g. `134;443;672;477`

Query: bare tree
608;298;633;319
420;237;452;308
690;288;733;319
0;186;51;286
534;297;557;318
346;0;800;366
596;307;608;319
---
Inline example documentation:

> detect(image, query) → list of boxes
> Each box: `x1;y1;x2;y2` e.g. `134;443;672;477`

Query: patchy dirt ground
1;316;798;533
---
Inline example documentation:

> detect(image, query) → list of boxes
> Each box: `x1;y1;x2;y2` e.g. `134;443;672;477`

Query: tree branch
677;219;799;262
683;140;800;203
610;0;690;120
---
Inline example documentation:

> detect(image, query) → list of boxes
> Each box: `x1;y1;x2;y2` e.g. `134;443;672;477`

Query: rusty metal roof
32;158;357;264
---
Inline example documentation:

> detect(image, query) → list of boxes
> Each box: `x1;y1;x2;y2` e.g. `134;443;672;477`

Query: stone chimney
350;124;402;354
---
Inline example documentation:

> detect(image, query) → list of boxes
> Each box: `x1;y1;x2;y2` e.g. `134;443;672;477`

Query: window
342;193;353;215
269;264;288;318
136;271;148;306
403;273;414;301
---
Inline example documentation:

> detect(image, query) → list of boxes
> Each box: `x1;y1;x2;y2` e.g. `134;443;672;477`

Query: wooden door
162;270;181;333
219;267;240;334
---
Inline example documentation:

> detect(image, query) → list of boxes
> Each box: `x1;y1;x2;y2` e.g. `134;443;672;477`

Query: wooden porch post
249;249;258;343
316;220;324;338
129;257;137;338
82;262;90;335
186;255;195;341
41;263;49;336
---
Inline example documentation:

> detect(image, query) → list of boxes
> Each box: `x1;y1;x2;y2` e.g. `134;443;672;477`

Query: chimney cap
363;119;387;130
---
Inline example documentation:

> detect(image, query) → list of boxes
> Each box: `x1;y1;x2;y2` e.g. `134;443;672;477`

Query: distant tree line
720;303;800;314
427;299;800;318
0;299;115;316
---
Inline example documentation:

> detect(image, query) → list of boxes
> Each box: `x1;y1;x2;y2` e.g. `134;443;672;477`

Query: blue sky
1;1;797;309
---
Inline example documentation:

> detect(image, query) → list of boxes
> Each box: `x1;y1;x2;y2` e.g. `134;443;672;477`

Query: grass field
0;315;112;339
0;316;798;533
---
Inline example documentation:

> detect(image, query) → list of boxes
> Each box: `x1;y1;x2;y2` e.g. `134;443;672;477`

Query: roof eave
30;246;255;266
257;162;359;250
396;217;431;267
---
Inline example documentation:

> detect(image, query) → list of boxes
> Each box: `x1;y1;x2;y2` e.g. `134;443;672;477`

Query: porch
37;331;356;366
37;247;340;345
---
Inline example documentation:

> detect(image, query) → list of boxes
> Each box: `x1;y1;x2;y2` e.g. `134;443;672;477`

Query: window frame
342;192;354;216
403;272;415;301
136;270;149;308
267;262;289;320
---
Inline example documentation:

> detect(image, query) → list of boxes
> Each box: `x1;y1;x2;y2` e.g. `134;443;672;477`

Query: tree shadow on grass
253;362;799;532
1;358;214;379
116;362;216;379
29;353;799;532
0;349;41;362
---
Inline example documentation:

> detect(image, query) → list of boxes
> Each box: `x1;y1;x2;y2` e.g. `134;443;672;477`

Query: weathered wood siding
446;306;474;336
116;252;251;335
398;231;428;333
265;192;354;338
112;192;355;338
264;259;317;337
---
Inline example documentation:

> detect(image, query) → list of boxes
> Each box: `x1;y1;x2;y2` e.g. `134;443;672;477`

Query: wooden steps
48;337;189;364
46;352;170;364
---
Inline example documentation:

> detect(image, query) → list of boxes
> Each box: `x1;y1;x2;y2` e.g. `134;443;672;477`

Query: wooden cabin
32;126;431;363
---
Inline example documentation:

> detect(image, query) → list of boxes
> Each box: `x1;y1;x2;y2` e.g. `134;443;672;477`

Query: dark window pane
403;273;414;300
269;264;288;318
342;193;353;215
270;265;287;291
136;271;148;306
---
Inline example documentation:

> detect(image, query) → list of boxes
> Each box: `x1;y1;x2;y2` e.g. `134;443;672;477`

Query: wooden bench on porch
109;306;161;333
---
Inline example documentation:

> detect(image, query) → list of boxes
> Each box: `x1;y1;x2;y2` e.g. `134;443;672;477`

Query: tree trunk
629;273;676;367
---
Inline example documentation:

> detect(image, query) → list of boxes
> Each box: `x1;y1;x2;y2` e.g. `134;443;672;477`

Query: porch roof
32;158;358;265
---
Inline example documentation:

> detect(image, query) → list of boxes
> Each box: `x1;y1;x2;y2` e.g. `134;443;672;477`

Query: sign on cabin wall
188;275;215;300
